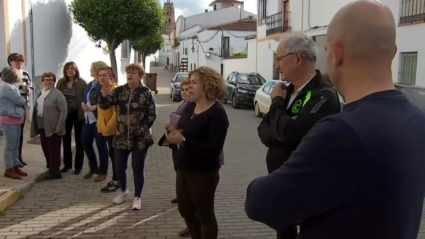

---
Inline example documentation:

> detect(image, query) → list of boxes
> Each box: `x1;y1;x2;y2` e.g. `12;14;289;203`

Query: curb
0;170;47;213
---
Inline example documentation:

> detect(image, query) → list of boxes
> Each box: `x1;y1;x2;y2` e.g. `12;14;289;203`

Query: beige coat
30;88;67;138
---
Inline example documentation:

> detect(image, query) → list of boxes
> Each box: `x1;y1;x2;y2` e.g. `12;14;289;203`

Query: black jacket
258;70;340;172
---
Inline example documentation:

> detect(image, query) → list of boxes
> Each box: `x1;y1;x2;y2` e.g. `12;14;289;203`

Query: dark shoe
101;181;120;193
95;174;106;182
61;167;70;173
74;169;81;175
84;172;95;179
19;157;27;166
4;168;21;180
44;172;62;180
178;227;190;237
171;198;178;204
14;167;28;176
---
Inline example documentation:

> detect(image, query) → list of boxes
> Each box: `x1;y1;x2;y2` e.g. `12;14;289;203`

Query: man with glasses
0;53;31;166
254;32;341;239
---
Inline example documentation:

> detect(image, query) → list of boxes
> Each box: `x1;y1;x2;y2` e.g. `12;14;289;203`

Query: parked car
169;72;189;102
224;72;267;108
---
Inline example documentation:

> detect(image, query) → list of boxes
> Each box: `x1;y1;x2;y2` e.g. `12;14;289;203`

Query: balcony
266;11;290;36
399;0;425;24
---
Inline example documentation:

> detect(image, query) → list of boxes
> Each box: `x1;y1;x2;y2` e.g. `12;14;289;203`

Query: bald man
245;1;425;239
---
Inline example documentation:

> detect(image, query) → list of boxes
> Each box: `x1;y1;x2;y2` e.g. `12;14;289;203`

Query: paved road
0;67;274;238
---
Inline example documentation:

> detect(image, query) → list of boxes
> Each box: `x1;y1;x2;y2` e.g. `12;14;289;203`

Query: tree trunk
142;53;147;68
107;42;118;83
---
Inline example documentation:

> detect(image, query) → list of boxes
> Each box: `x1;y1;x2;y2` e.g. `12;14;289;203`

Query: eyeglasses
275;52;297;62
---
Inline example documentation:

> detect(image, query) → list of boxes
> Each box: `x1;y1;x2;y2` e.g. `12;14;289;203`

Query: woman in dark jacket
56;61;87;175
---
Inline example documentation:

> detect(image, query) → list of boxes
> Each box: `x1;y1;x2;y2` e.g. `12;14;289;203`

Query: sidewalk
0;125;48;211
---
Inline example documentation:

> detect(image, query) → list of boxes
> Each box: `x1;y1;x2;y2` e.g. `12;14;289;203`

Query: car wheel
232;94;239;109
254;102;262;117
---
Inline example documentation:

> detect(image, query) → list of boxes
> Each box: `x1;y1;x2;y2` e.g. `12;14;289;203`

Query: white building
170;0;257;74
0;0;138;86
254;0;425;86
156;34;172;66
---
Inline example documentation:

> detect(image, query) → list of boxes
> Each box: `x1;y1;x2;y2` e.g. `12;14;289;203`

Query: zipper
127;89;132;148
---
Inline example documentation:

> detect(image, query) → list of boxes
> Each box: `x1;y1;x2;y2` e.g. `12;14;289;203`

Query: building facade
162;0;176;35
255;0;425;86
0;0;137;86
169;0;257;74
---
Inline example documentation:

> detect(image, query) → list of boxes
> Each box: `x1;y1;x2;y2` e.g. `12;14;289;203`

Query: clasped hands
270;82;287;100
165;123;184;145
81;103;96;112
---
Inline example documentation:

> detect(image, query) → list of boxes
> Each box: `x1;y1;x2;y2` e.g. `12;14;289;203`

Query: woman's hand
88;105;97;112
165;122;175;131
166;129;184;145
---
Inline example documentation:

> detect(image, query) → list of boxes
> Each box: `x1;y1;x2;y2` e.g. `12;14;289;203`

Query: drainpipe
301;0;305;30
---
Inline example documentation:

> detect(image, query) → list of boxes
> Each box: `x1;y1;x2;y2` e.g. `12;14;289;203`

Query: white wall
184;7;256;30
1;0;137;86
179;29;253;74
299;0;425;86
257;40;279;80
222;38;257;79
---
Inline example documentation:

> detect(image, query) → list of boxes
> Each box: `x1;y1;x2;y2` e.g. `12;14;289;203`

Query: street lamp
191;45;195;53
205;47;213;59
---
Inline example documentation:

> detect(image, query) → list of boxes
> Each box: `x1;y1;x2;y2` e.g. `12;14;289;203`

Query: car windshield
396;86;425;113
238;74;266;85
175;74;188;82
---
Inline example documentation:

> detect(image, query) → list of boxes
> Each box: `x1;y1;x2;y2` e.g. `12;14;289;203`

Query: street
0;67;274;239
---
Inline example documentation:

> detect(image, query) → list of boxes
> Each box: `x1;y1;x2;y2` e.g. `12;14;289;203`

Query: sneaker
178;227;190;237
44;172;62;180
171;198;178;204
113;190;129;205
132;197;142;211
101;181;120;193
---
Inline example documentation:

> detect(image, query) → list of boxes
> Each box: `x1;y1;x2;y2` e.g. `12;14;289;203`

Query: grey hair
280;32;318;63
1;67;20;84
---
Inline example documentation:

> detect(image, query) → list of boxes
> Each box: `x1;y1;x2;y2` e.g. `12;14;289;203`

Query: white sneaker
113;190;129;205
132;197;142;210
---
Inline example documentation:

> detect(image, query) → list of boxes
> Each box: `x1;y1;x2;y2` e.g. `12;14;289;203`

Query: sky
159;0;257;19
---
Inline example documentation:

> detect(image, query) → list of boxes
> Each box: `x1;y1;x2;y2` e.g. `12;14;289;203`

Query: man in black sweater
245;1;425;239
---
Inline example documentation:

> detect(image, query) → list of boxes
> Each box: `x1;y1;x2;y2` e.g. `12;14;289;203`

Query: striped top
62;82;78;111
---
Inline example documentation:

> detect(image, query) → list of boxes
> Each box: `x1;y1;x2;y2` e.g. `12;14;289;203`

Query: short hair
125;63;145;77
63;61;81;81
41;72;57;83
1;67;20;84
180;79;190;88
90;61;108;75
188;66;226;100
281;32;318;63
7;53;24;65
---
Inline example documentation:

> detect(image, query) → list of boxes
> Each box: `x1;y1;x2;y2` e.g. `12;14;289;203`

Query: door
222;37;230;57
226;74;236;100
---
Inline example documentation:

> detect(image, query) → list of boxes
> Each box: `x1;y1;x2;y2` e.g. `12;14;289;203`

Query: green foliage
131;30;164;56
233;52;248;57
69;0;164;50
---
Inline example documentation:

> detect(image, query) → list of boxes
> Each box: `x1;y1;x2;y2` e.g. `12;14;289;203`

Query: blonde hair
91;61;108;76
188;66;226;100
0;67;20;84
180;79;190;88
125;63;145;77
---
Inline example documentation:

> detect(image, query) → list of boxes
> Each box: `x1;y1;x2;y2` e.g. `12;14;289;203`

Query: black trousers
105;135;117;181
171;145;178;172
176;170;220;239
115;147;149;197
18;119;25;161
62;111;84;170
277;227;298;239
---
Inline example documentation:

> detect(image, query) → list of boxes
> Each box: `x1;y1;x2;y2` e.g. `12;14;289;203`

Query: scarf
36;88;51;117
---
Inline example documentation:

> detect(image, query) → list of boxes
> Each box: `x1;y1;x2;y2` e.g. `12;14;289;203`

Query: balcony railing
399;0;425;24
266;11;290;36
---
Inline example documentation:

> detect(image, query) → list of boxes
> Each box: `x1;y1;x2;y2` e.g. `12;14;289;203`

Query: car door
258;81;274;113
226;74;237;100
263;81;276;113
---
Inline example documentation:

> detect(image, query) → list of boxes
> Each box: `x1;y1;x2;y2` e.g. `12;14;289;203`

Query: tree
131;30;164;67
69;0;164;79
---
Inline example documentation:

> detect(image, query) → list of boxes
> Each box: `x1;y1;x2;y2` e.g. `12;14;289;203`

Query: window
169;18;171;22
237;74;266;85
258;0;268;25
399;52;418;85
262;81;275;94
222;36;230;57
399;0;425;24
121;40;129;58
228;74;236;84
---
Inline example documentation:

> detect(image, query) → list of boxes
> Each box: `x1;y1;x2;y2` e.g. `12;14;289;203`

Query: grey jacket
30;88;68;138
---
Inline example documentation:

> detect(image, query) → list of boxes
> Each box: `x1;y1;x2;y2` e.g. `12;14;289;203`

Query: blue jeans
81;122;108;175
0;124;21;169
